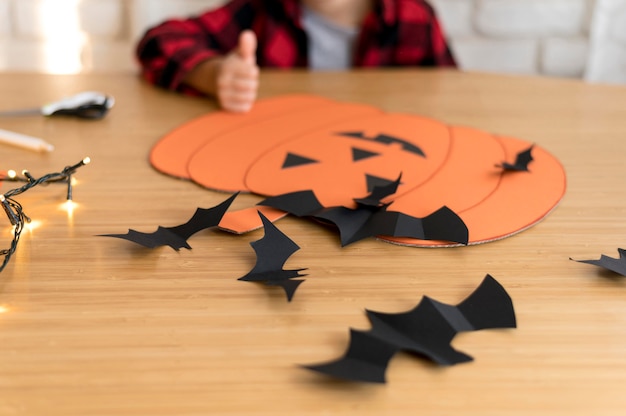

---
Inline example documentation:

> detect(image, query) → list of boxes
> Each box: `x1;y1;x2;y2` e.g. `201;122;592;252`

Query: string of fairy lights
0;157;90;272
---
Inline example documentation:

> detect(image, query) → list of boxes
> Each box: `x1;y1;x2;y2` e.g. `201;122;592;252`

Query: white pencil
0;128;54;152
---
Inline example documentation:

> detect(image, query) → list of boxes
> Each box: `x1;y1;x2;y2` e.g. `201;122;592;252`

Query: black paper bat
303;274;516;383
99;192;238;250
258;175;468;247
238;210;307;301
496;144;534;171
570;248;626;276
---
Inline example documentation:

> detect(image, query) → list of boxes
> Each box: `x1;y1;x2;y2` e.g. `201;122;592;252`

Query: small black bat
99;192;238;250
238;211;307;301
259;175;468;247
570;248;626;276
303;274;516;383
496;144;534;171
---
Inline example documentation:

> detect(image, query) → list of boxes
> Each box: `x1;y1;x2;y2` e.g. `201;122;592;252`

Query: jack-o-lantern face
151;95;566;246
245;113;452;207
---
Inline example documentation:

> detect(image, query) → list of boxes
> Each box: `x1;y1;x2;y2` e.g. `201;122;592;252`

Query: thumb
237;30;257;64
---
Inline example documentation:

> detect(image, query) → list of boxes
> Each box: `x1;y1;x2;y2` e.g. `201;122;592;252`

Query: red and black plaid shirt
136;0;456;93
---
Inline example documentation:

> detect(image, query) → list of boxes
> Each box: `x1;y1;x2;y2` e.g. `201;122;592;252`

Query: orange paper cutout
149;94;566;246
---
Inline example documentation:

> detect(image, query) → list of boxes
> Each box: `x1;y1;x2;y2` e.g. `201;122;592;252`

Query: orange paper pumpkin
150;95;566;246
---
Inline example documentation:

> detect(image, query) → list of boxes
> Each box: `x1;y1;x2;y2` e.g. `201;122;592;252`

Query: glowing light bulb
62;200;77;212
0;305;9;314
24;220;42;232
7;170;16;179
61;200;78;223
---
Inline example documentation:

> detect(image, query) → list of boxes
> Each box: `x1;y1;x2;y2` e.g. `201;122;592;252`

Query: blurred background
0;0;625;84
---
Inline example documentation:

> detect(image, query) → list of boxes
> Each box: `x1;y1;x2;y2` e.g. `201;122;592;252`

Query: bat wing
99;227;190;250
242;211;302;275
366;298;473;366
456;274;517;330
265;279;306;302
313;206;375;246
238;211;307;301
258;190;324;217
166;192;238;240
353;173;402;207
303;329;398;383
571;248;626;276
349;206;469;245
498;144;534;171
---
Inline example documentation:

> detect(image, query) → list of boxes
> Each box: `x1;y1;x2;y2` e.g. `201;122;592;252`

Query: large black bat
303;274;516;383
238;211;307;301
258;175;468;247
99;193;238;250
496;144;534;172
570;248;626;276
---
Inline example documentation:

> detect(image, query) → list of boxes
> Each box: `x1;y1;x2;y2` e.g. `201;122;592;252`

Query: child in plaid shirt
137;0;455;112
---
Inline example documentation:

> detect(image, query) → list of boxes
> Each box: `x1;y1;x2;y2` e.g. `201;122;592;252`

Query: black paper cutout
238;211;308;301
259;175;468;247
352;147;379;162
282;153;319;169
99;192;238;250
336;132;425;157
365;174;397;193
303;274;516;383
354;173;401;207
497;144;534;171
570;248;626;276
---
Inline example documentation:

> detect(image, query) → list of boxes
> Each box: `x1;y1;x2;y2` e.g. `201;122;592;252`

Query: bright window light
37;0;85;74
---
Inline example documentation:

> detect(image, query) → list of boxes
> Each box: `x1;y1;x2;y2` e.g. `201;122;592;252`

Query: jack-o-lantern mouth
150;94;566;246
335;131;426;157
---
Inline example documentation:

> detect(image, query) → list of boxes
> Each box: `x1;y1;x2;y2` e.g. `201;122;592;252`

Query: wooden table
1;70;625;415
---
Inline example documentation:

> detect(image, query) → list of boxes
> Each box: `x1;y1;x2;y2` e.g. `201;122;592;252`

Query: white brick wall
131;0;224;39
0;0;625;85
586;0;626;84
452;37;539;75
474;0;588;37
542;36;589;77
431;0;596;77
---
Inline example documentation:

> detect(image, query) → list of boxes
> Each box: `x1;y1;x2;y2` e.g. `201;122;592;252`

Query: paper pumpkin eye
282;153;319;169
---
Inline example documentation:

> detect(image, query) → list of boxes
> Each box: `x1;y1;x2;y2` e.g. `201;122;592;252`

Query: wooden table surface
1;70;625;415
